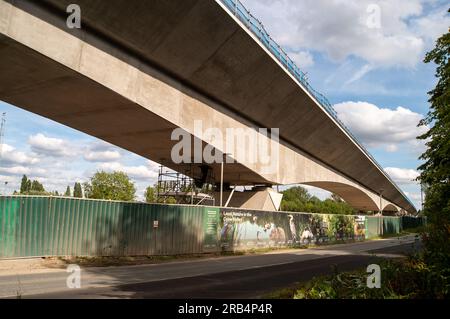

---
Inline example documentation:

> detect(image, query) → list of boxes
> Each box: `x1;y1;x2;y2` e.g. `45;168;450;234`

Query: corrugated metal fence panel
383;216;401;235
0;196;212;258
365;216;381;239
0;197;19;257
365;216;403;238
168;205;205;255
1;196;419;258
17;197;48;257
401;216;426;230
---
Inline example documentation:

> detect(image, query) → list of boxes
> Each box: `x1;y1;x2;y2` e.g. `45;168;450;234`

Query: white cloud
0;144;39;165
384;167;420;184
0;165;46;176
84;150;121;162
241;0;449;68
290;51;314;68
385;144;399;153
88;141;120;152
97;161;158;181
28;133;74;157
334;101;428;151
411;7;450;45
302;185;332;200
404;191;422;201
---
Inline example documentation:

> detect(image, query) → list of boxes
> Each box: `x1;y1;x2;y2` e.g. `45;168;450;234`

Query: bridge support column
215;186;283;211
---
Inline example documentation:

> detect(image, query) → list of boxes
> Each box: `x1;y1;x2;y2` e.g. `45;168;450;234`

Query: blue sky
1;0;449;209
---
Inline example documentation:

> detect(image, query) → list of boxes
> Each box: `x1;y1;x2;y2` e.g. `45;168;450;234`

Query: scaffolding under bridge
156;165;216;206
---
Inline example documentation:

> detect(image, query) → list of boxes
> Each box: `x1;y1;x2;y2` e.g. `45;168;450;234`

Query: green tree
20;175;29;194
144;185;156;203
31;180;45;192
163;196;177;204
83;171;136;201
331;193;343;203
280;186;355;214
417;23;450;266
73;182;83;198
19;175;47;195
64;186;71;197
25;180;31;192
282;186;311;202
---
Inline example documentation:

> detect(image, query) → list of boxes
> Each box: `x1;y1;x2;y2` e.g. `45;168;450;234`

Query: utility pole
379;188;384;236
219;153;231;207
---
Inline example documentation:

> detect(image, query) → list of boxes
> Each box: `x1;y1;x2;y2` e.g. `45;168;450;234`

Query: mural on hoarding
219;209;365;249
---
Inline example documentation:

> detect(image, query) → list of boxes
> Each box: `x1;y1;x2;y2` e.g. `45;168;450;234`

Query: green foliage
83;171;136;201
144;185;156;203
417;22;450;268
327;215;354;238
19;175;47;195
64;186;71;197
163;196;177;204
287;258;450;299
20;175;28;194
31;180;45;192
73;182;83;198
281;186;356;215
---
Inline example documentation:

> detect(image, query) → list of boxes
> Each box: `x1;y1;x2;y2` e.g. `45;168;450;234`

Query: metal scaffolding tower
156;165;216;206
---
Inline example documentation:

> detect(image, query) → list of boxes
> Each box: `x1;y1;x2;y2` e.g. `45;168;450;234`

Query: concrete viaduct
0;0;416;214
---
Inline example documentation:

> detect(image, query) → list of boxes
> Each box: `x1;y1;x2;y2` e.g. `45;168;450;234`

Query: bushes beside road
267;249;450;299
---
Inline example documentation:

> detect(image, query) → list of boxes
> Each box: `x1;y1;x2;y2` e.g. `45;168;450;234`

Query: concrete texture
217;187;283;211
0;0;415;213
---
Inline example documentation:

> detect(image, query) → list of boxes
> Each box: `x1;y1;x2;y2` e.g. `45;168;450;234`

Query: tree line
280;186;358;215
14;171;159;203
15;175;83;197
14;172;357;215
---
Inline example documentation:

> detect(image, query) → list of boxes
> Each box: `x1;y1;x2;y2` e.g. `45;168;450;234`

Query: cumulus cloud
411;7;450;45
333;101;428;151
384;167;420;185
84;150;121;162
0;165;46;177
240;0;449;68
1;133;160;198
28;133;74;157
404;191;422;201
97;161;158;181
290;51;314;68
88;141;120;152
0;144;39;166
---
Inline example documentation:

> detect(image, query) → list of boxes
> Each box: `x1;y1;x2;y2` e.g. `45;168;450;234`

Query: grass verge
264;254;450;299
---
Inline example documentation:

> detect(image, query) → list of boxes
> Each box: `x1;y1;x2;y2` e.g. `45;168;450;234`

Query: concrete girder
383;203;400;212
302;182;379;211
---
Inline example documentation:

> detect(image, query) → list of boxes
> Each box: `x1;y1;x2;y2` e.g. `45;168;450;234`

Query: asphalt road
0;235;420;299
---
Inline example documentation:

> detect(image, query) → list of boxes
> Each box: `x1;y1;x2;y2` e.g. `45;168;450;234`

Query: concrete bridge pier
215;186;283;211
